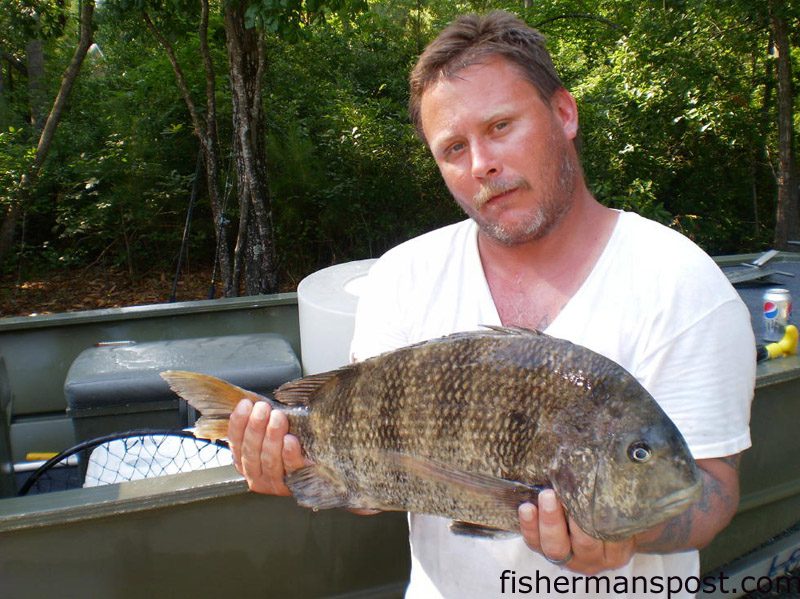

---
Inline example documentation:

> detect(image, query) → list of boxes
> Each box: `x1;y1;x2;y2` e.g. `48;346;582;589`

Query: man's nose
470;141;501;179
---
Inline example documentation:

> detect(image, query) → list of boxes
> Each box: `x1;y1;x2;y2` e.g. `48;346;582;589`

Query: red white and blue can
763;288;792;342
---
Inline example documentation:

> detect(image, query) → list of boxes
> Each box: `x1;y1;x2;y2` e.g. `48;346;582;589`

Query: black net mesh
18;430;231;496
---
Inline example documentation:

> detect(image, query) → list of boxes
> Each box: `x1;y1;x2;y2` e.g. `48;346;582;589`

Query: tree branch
0;0;95;263
142;7;232;295
0;49;27;76
142;10;209;155
31;0;95;172
199;0;217;150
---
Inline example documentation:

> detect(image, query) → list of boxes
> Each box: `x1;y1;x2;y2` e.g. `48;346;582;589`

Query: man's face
420;56;581;246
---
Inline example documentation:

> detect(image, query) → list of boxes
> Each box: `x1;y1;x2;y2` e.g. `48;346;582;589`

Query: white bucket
297;259;377;375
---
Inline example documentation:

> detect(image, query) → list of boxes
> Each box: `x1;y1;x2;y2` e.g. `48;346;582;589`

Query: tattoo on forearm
638;457;739;553
638;505;693;552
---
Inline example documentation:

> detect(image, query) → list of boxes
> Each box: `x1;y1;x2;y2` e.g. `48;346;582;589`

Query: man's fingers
226;401;303;497
260;409;292;495
567;514;634;572
520;492;635;574
282;434;307;472
228;399;253;473
240;401;270;483
519;502;540;547
537;490;572;563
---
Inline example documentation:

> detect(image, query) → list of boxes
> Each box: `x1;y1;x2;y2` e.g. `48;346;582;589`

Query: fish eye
627;441;652;463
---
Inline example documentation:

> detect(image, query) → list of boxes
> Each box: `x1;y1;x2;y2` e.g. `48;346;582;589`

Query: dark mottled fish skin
161;327;702;540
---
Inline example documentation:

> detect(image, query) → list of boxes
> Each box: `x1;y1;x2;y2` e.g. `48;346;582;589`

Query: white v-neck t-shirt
350;211;755;599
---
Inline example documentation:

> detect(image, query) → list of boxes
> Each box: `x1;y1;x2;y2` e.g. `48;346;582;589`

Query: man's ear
550;88;579;141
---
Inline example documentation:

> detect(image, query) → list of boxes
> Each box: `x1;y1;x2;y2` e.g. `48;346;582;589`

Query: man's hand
227;399;306;495
518;455;741;573
226;399;381;516
519;490;636;574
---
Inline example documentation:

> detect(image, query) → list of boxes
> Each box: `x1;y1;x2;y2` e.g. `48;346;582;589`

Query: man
227;11;755;598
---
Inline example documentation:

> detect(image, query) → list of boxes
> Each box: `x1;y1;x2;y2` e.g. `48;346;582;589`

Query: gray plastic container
64;333;301;442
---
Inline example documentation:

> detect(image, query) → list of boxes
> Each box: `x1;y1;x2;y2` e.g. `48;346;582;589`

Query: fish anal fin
386;452;545;512
449;520;519;539
285;464;350;510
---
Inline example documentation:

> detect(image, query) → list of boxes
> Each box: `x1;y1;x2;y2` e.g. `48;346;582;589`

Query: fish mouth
651;478;703;514
592;479;703;540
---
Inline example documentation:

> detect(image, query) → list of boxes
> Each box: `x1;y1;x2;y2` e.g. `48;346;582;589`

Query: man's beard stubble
468;149;579;247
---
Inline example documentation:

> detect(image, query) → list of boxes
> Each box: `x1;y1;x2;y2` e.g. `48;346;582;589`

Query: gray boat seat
64;333;301;443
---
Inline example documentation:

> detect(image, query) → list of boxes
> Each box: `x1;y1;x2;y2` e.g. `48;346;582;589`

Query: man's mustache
473;177;532;209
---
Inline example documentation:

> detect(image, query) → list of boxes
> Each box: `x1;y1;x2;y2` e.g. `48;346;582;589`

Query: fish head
546;375;702;541
584;415;702;541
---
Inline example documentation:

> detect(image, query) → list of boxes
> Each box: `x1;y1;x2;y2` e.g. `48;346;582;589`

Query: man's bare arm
635;454;741;552
518;453;742;574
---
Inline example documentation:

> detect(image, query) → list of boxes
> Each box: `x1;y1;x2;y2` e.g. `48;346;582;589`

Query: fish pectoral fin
386;452;545;510
285;464;350;510
449;521;519;539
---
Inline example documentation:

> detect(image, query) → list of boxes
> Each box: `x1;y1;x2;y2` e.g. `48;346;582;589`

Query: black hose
17;428;227;496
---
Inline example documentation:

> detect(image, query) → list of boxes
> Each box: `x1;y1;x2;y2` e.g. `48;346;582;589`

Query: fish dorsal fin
385;451;545;512
480;324;543;336
399;326;542;350
274;366;357;406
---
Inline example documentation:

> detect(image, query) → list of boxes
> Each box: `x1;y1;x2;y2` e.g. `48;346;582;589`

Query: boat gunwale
0;293;299;332
0;465;248;533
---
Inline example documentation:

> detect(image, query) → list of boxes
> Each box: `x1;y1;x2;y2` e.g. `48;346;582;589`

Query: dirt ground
0;267;220;318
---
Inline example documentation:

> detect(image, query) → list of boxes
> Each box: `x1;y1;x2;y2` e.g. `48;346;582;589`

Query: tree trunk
0;0;95;264
26;39;46;130
770;0;799;248
143;3;234;296
755;32;775;238
224;5;278;295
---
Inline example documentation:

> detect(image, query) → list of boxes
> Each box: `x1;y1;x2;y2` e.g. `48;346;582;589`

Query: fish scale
160;326;702;540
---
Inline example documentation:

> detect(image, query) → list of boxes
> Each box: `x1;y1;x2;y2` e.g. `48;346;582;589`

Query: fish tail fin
160;370;268;441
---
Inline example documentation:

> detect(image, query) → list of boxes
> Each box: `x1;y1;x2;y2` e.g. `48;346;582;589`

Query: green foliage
0;0;69;46
534;1;778;253
0;127;35;209
263;10;458;277
244;0;368;36
6;5;218;275
1;0;797;282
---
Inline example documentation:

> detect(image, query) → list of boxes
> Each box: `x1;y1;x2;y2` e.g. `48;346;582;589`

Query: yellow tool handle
763;324;799;359
25;452;59;461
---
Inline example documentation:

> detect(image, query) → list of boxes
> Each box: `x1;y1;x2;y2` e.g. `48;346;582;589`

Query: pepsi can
763;288;792;342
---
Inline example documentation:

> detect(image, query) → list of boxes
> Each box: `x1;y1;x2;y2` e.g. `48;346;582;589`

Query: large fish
160;326;702;540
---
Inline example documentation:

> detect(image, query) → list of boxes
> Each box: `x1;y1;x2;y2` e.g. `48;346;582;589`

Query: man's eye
495;121;509;131
448;142;465;155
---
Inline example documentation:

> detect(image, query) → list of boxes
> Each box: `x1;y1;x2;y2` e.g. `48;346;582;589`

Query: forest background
0;0;798;315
